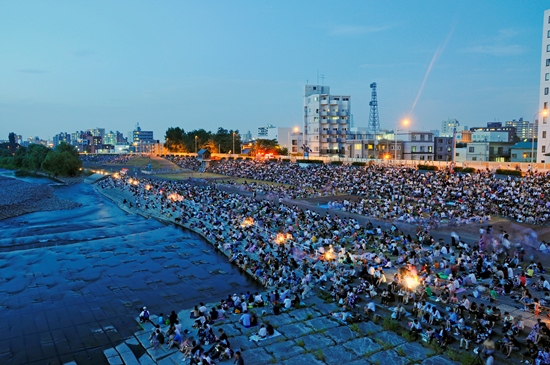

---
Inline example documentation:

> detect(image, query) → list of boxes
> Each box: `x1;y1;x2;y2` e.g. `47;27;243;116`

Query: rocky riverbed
0;175;81;220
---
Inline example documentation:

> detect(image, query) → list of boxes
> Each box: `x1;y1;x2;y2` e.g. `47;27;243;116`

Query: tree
165;127;187;152
42;150;82;177
202;139;220;153
253;139;281;155
23;144;49;172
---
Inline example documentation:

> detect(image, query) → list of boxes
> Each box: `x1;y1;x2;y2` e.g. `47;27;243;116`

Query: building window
314;147;319;152
439;138;443;143
472;157;477;161
512;154;517;159
547;59;550;67
438;147;443;152
437;155;442;160
548;44;550;52
546;87;549;95
545;102;549;109
544;131;547;138
456;153;460;157
544;117;548;124
411;146;416;152
547;73;550;81
420;156;425;160
548;30;550;38
469;147;475;153
543;146;546;153
420;146;425;152
428;146;433;152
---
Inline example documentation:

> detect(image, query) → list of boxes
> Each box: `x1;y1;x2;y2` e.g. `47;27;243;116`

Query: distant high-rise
440;119;460;137
303;85;351;156
537;9;550;162
505;118;536;140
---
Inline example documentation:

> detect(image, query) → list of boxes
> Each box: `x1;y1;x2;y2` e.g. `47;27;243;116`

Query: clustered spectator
98;161;550;364
205;160;550;225
80;154;136;164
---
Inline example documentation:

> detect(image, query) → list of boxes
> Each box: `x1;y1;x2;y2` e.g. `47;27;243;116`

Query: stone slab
138;354;156;365
223;323;244;337
421;355;459;365
395;342;435;362
103;347;118;358
125;337;140;346
278;323;314;339
321;344;358;365
343;337;382;357
325;325;359;343
300;333;336;351
288;307;320;321
280;353;326;365
115;343;140;365
239;347;274;364
263;341;304;360
262;313;295;328
367;349;411;365
355;320;383;335
373;330;407;347
227;335;259;351
304;317;340;332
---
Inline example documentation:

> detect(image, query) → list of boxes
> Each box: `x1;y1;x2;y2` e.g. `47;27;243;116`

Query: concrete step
115;343;141;365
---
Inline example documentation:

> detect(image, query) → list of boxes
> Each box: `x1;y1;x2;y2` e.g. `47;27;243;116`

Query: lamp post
394;119;410;161
195;135;198;153
532;110;548;164
232;132;236;155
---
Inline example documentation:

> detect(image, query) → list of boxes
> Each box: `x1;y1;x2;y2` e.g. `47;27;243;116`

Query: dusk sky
1;1;549;142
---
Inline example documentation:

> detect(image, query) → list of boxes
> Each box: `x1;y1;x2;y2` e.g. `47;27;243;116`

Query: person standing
234;350;244;365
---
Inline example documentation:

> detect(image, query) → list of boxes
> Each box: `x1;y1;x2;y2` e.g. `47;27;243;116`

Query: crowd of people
201;159;550;226
80;153;136;165
98;159;550;364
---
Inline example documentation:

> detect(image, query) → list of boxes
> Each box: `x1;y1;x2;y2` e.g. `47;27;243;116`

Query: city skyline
1;1;548;141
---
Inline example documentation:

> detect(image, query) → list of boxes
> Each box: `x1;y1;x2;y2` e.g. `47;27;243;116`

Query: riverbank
0;175;81;220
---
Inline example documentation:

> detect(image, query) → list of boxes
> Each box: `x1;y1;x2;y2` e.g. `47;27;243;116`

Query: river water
0;171;261;365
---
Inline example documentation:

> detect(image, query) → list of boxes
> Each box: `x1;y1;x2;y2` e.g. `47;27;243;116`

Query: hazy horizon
1;1;548;142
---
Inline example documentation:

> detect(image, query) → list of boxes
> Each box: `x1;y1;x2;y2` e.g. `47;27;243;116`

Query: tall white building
303;85;351;156
538;9;550;162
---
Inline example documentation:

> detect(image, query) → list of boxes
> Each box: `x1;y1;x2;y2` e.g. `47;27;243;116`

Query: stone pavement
100;292;461;365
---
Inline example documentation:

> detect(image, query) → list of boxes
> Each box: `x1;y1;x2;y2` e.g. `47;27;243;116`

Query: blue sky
1;1;549;142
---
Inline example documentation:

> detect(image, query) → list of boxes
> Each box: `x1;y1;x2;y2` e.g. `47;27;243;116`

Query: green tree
165;127;187;152
23;144;49;172
42;150;82;176
13;146;27;167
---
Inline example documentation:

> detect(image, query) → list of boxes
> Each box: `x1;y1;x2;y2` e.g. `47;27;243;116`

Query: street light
195;135;198;153
532;109;548;164
395;119;410;160
232;132;236;155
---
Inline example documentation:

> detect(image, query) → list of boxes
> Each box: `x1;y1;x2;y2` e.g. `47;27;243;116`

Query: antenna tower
368;82;380;135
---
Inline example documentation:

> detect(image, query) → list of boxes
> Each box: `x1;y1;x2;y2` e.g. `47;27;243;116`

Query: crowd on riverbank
203;159;550;226
98;169;550;365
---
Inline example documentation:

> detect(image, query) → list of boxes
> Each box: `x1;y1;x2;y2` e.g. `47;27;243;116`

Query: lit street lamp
532;109;548;164
195;135;198;153
394;119;410;160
